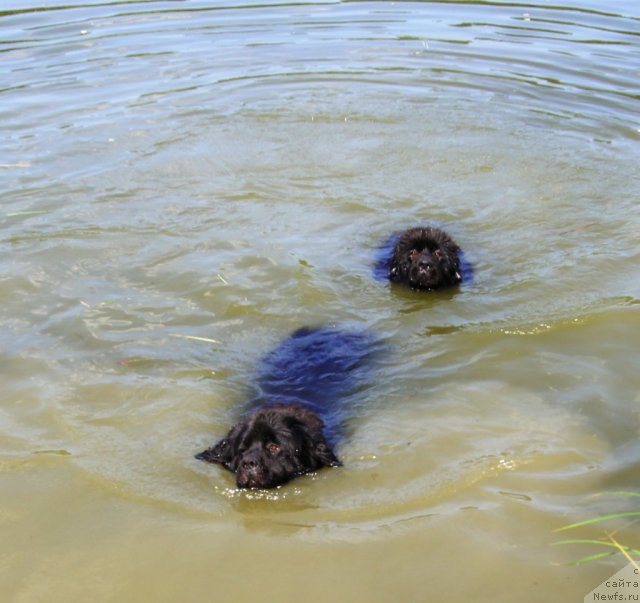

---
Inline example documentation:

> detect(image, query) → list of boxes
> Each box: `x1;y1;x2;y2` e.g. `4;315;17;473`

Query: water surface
1;1;639;601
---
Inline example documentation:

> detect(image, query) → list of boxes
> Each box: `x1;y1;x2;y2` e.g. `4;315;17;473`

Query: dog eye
266;443;280;454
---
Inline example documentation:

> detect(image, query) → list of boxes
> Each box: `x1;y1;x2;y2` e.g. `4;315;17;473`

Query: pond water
1;0;639;601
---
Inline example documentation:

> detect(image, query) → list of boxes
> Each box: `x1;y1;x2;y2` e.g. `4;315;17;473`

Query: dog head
196;404;340;489
389;226;462;291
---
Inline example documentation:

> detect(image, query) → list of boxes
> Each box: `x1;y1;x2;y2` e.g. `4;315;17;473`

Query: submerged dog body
196;327;377;489
389;226;462;291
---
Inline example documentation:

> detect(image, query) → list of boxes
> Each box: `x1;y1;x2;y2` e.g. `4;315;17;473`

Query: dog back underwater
196;326;382;488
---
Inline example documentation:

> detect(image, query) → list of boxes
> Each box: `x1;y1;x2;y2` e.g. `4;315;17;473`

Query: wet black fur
389;226;462;291
196;327;377;489
196;403;340;489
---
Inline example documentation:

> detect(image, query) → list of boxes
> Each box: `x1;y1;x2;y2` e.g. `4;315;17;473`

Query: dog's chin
236;466;290;489
237;475;264;489
236;468;273;489
409;266;446;290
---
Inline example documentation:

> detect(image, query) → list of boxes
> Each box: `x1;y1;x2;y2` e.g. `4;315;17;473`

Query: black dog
389;226;462;291
196;327;378;489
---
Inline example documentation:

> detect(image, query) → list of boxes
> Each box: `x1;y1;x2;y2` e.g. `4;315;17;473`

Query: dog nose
241;459;257;469
418;259;434;271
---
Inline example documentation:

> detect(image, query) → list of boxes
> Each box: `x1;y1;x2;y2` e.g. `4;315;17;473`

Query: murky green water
1;1;639;601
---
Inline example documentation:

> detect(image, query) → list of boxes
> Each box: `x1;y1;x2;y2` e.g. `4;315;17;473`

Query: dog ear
195;438;233;467
311;437;342;468
284;415;342;468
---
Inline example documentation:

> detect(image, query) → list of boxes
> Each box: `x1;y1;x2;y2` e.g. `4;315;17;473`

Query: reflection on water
1;0;639;601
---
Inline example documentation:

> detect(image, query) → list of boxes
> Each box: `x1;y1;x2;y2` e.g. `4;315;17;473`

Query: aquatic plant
553;492;640;566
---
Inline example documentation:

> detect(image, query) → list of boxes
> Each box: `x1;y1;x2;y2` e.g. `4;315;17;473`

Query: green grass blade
555;511;640;532
590;491;640;499
552;539;636;551
569;552;618;565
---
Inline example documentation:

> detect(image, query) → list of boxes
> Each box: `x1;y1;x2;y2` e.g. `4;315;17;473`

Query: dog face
389;227;462;291
196;404;340;489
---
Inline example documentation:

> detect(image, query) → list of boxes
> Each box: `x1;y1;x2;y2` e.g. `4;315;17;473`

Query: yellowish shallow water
1;1;639;601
